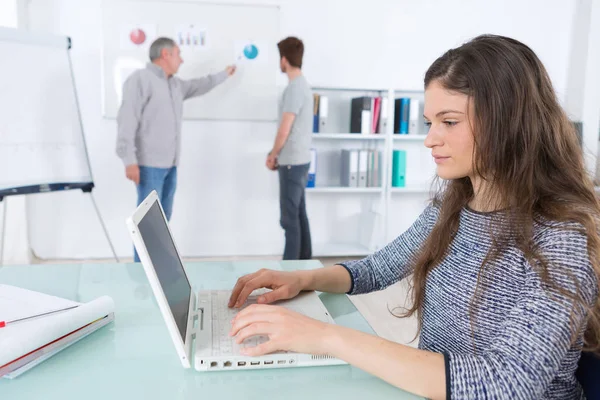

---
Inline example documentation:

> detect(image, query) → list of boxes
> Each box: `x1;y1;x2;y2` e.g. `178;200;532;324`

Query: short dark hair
277;37;304;68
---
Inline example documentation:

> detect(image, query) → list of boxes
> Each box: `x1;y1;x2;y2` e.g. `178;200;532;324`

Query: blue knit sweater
342;203;598;399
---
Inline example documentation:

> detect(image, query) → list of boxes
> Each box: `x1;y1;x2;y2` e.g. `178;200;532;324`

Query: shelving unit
312;133;386;140
307;187;383;194
306;86;435;257
392;135;427;142
390;187;430;194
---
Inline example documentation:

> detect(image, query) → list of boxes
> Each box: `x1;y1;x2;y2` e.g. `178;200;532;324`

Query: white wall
3;0;597;261
563;0;600;177
0;0;16;27
580;0;600;177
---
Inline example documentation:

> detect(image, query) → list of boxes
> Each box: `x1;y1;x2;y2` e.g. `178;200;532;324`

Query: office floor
31;254;420;347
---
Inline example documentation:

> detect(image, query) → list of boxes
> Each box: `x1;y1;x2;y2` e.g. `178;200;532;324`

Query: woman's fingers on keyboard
240;340;278;357
229;270;263;307
230;305;279;336
229;275;250;307
234;322;272;344
258;287;288;304
234;275;272;307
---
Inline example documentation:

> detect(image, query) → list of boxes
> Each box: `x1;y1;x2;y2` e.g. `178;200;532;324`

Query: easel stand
0;187;119;266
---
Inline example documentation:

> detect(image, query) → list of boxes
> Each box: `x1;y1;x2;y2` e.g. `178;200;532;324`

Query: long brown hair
405;34;600;353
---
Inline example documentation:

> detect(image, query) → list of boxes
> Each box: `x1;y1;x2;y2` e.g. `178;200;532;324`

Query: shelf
312;133;386;140
312;86;389;93
392;135;427;141
312;134;426;141
313;243;373;257
312;86;424;95
391;187;430;194
307;187;383;193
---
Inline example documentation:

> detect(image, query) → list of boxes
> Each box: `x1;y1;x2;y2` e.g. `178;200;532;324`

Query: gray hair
149;37;176;61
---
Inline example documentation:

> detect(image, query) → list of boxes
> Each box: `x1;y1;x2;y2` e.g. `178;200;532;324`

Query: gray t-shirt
277;75;313;166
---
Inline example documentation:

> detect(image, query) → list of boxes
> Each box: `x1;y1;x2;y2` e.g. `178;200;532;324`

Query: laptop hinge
193;293;213;363
195;292;211;332
198;308;204;330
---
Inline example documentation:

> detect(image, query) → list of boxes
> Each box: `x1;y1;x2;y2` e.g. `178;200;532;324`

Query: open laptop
126;190;346;371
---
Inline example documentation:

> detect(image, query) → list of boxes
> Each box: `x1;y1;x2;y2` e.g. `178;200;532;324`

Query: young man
267;37;313;260
116;37;236;261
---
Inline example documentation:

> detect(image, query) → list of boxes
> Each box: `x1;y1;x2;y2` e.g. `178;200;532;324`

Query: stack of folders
0;285;115;379
340;149;382;187
312;94;329;133
394;98;422;135
350;96;389;135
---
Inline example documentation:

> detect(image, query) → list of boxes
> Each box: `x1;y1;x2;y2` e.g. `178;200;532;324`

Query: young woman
228;34;600;400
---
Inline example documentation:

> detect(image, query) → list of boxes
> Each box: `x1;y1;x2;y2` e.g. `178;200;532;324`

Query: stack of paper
0;285;115;378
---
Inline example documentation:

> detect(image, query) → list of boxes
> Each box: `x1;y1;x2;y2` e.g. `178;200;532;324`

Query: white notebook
0;284;80;323
0;285;114;375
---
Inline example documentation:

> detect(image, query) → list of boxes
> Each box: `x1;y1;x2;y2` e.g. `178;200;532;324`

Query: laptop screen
137;201;191;342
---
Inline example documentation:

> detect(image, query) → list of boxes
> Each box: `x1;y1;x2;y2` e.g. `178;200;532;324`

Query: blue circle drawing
243;44;259;60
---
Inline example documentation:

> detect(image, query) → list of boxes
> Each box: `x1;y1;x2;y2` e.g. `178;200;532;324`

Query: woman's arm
230;304;446;399
341;202;439;295
231;225;598;400
299;264;352;293
228;265;352;307
326;324;446;399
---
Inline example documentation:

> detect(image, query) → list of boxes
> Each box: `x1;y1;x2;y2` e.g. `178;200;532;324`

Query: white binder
358;150;369;187
378;98;389;134
408;98;420;135
341;149;359;187
319;96;328;131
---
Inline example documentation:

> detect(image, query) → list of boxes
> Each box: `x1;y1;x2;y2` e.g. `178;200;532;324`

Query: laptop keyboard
210;290;270;355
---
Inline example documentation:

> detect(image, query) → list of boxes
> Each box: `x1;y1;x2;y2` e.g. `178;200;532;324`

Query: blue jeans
278;163;312;260
134;166;177;262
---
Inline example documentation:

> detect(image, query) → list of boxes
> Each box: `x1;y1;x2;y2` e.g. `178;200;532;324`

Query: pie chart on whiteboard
130;29;146;45
243;44;259;60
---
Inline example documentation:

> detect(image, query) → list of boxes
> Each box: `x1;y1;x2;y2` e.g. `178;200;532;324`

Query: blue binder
307;149;317;188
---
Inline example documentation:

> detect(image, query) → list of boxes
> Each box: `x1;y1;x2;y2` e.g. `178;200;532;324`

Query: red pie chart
130;29;146;45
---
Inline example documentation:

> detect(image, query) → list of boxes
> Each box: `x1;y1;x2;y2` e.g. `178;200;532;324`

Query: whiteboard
101;0;280;121
0;27;93;197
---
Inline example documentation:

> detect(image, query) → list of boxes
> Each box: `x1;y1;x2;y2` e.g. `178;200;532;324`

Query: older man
116;37;236;261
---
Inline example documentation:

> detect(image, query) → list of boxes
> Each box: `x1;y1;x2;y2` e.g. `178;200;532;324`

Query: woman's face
424;80;475;181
